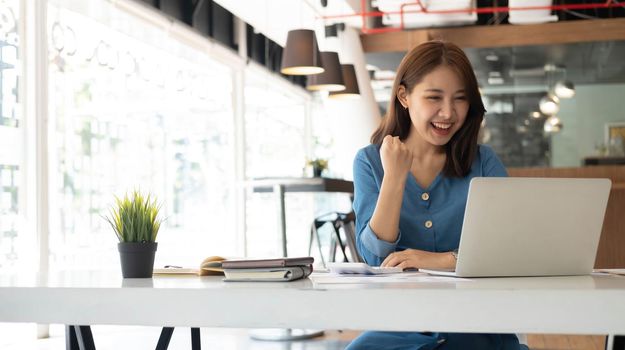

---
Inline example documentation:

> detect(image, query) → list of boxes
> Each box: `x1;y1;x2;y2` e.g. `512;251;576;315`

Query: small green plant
104;191;163;243
307;158;328;170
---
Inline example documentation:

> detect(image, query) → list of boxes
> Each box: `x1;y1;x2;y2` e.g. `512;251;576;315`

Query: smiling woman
349;41;526;350
396;65;469;146
371;40;485;178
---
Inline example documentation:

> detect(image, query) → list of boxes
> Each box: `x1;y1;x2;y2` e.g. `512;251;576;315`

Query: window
0;0;22;272
47;0;236;270
243;67;313;257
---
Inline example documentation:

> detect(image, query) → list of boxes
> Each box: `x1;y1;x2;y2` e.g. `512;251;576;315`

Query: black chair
308;211;362;267
610;335;625;349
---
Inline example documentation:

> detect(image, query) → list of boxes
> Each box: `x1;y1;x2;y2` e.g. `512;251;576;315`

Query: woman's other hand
380;135;413;180
381;249;456;270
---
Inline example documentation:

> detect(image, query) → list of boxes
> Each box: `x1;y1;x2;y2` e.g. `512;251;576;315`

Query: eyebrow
424;88;466;94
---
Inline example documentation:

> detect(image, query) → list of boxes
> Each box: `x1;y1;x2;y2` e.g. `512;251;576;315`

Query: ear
397;85;409;109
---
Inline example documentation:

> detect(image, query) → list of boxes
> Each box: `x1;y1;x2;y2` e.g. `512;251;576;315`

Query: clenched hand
380;135;413;180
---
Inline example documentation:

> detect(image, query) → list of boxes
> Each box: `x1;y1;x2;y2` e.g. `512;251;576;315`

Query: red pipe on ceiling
321;0;624;34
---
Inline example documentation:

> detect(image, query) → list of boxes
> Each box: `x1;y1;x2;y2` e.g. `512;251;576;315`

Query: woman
348;41;527;349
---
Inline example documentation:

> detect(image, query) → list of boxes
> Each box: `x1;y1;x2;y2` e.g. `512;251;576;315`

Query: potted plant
307;158;328;177
104;190;163;278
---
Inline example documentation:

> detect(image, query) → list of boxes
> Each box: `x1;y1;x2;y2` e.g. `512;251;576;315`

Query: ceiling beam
361;18;625;52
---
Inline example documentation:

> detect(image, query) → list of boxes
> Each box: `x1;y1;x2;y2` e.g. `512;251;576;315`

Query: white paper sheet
594;269;625;276
309;271;472;284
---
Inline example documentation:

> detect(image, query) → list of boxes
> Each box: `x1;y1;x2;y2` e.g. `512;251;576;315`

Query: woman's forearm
369;175;406;242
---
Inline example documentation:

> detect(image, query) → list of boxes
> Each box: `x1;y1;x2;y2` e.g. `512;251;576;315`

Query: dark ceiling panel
366;40;625;90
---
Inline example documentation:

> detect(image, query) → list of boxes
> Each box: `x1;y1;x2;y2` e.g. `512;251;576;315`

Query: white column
324;27;381;180
233;17;248;257
24;0;50;339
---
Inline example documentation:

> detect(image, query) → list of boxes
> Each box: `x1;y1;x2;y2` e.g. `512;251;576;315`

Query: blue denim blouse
352;144;508;266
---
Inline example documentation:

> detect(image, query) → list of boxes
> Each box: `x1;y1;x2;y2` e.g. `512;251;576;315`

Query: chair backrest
309;211;362;266
335;211;362;263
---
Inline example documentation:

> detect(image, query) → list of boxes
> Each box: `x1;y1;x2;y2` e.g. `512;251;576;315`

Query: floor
527;334;607;350
0;324;608;350
2;326;356;350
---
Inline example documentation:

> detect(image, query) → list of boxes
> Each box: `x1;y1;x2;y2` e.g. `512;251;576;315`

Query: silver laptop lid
455;177;611;277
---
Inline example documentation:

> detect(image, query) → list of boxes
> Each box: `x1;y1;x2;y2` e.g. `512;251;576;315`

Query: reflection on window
244;77;307;178
243;73;352;259
0;0;21;270
310;96;337;175
47;0;236;270
244;71;313;257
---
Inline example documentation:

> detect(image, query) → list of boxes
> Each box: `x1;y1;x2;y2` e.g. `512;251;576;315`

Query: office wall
551;83;625;167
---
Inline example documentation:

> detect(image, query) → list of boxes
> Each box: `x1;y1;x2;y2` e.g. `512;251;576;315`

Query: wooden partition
508;166;625;268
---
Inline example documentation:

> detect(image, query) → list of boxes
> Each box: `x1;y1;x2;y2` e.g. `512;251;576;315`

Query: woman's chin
428;129;455;145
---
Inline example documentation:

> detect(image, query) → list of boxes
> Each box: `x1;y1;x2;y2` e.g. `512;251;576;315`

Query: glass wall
1;0;344;346
243;72;352;259
243;68;313;257
47;0;236;270
0;0;23;272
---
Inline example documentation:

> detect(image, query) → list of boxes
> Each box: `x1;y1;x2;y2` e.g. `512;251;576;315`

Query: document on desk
594;269;625;276
309;271;471;284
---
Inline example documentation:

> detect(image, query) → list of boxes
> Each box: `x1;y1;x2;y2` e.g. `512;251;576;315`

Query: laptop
420;177;611;278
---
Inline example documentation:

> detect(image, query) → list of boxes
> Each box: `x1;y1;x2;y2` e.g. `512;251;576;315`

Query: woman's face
398;64;470;147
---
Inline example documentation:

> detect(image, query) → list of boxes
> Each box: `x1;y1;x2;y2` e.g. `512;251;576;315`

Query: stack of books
222;257;314;282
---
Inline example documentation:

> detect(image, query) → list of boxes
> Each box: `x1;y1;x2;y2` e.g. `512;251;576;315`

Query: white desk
1;272;625;335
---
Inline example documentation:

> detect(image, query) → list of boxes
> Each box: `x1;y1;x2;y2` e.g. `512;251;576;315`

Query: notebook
419;177;611;278
221;257;314;269
223;266;313;282
221;257;314;282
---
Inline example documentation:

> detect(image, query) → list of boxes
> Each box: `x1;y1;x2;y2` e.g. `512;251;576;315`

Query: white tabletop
1;271;624;334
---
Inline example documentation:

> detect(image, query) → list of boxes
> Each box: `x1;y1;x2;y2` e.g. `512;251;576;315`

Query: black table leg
191;327;201;350
65;325;78;350
613;335;625;350
66;325;95;350
156;327;175;350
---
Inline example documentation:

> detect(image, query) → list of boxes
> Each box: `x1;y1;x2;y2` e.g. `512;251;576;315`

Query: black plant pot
118;242;158;278
313;166;323;177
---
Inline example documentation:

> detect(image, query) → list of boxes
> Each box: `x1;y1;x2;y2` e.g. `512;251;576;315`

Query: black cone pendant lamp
280;29;324;75
329;64;360;99
306;51;345;92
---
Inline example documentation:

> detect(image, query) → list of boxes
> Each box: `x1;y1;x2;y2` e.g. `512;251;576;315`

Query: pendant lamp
328;64;360;99
280;29;324;75
553;80;575;99
306;51;345;92
544;115;563;133
539;94;560;115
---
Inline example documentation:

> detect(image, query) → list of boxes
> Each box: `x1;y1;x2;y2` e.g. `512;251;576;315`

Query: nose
438;99;454;119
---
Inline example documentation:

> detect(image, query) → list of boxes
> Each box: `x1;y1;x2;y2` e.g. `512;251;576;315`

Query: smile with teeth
431;122;453;130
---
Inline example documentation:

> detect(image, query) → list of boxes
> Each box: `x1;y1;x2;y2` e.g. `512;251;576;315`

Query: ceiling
214;0;361;47
365;40;625;99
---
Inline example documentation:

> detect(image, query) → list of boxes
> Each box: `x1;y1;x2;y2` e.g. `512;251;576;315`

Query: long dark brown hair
371;40;485;177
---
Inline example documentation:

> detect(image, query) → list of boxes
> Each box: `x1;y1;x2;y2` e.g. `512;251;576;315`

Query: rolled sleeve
360;223;401;261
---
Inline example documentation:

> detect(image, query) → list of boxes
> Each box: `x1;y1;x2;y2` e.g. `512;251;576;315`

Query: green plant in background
104;191;163;243
307;158;328;171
